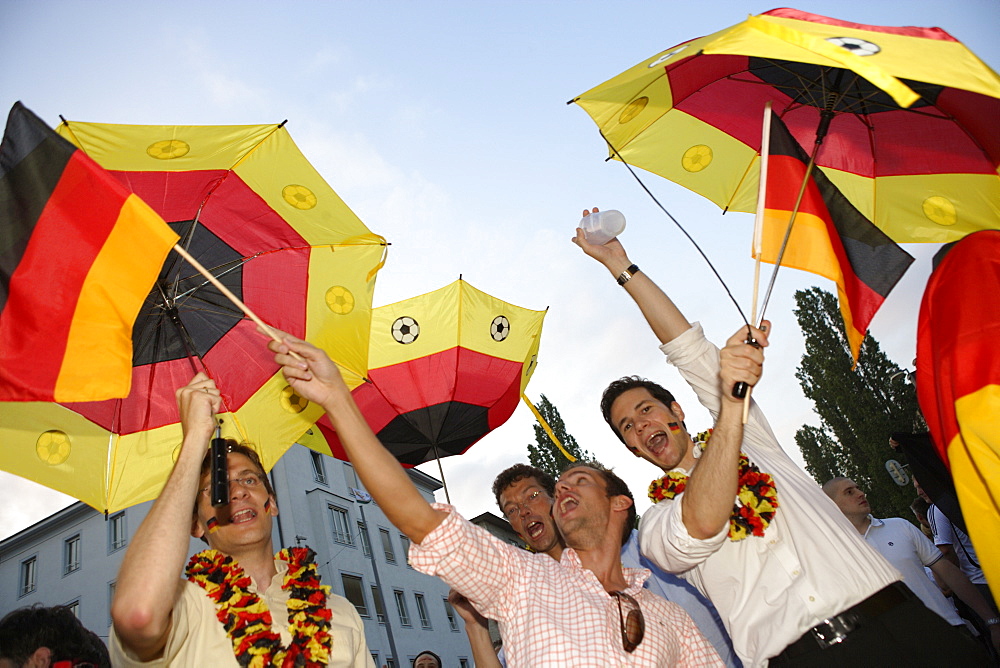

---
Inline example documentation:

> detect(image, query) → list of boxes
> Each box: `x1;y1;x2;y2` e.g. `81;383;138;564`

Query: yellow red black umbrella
572;7;1000;243
1;119;386;513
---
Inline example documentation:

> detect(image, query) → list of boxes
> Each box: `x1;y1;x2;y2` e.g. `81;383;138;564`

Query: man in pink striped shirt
268;330;732;667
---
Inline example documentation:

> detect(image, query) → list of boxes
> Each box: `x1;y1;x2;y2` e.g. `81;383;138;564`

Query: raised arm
680;324;767;539
448;589;503;668
267;331;446;543
111;372;220;661
572;208;691;344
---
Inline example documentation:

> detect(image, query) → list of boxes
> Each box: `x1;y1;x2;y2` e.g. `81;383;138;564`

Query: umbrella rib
172;256;253;302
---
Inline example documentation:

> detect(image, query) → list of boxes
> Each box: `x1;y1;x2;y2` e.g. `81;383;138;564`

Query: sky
2;0;997;540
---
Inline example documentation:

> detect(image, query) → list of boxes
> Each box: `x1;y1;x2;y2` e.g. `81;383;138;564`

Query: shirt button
792;569;800;576
809;596;815;602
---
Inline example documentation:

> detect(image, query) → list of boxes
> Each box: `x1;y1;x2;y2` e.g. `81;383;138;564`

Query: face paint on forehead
667;422;681;433
206;516;220;534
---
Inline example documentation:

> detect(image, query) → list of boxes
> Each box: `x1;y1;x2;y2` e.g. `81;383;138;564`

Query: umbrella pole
755;109;834;324
429;443;451;505
163;297;232;506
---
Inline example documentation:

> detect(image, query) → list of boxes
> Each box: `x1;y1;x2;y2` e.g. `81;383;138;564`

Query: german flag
0;102;178;402
916;230;1000;605
754;113;913;364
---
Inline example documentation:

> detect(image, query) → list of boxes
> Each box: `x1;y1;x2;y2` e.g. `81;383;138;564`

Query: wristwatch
617;264;639;286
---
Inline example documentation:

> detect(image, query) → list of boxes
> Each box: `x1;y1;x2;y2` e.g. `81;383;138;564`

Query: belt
774;583;913;661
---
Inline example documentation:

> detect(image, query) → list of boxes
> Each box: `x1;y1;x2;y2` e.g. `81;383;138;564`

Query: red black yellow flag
754;113;914;364
0;102;179;402
916;230;1000;604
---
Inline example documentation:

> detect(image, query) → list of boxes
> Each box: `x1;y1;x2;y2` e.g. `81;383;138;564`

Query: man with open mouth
109;372;373;667
451;463;738;667
574;220;992;666
267;329;726;667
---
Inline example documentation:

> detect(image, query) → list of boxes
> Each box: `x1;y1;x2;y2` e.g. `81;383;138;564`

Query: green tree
793;287;925;520
527;394;597;479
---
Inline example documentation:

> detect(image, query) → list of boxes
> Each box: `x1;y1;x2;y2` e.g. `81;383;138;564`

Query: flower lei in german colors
185;547;332;667
647;429;779;541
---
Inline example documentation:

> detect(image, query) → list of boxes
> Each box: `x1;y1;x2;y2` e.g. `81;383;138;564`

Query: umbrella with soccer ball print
0;118;387;513
572;7;1000;244
302;278;547;501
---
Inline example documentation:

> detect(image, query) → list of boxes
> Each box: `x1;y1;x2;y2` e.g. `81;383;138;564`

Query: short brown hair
559;460;635;547
492;463;555;510
600;376;677;444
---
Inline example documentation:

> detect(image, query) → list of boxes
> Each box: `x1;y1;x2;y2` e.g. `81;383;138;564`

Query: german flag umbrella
917;230;1000;605
304;279;546;479
571;7;1000;244
0;119;386;513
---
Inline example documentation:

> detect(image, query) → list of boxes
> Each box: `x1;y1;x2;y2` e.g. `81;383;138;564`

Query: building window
358;522;371;557
343;462;359;489
329;505;353;545
66;600;80;618
414;592;431;629
108;581;117;625
380;528;395;563
459;660;469;668
310;451;327;484
19;557;36;597
340;574;369;618
386;659;397;668
393;589;410;626
64;535;81;574
444;598;459;631
371;585;387;623
108;512;127;552
399;534;411;567
370;653;379;666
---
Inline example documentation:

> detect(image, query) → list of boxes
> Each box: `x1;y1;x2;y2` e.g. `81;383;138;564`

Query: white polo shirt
863;516;963;626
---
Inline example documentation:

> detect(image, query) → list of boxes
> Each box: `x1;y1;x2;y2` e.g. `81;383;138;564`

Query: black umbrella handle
210;428;229;507
731;336;762;399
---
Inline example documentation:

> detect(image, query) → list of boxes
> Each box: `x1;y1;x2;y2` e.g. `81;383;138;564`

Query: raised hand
719;321;769;403
571;207;631;274
263;327;348;410
175;372;221;443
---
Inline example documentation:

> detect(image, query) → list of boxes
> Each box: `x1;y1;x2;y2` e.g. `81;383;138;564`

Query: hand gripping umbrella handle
731;337;762;399
210;426;229;507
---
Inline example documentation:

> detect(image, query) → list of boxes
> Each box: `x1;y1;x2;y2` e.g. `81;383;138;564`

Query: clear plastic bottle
580;209;626;245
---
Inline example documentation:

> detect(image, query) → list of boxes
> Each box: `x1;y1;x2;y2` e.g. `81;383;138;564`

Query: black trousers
769;586;991;667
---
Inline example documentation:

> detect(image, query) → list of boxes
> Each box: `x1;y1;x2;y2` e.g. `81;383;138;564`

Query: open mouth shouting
526;520;546;539
645;431;669;458
556;494;579;518
227;507;258;524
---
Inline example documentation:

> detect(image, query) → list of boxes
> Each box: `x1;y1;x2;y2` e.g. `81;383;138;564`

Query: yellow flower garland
185;547;333;667
647;429;779;541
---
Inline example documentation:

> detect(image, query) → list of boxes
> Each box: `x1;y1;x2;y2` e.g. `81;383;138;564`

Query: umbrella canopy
0;120;386;513
571;7;1000;243
307;279;546;466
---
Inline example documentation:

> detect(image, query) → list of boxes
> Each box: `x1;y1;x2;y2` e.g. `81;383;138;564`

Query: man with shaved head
824;476;998;658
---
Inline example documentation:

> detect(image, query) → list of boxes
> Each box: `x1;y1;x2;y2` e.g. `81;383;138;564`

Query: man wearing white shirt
573;214;991;666
824;476;998;658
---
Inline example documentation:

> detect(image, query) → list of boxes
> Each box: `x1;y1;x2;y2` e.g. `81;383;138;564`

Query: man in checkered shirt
268;330;728;667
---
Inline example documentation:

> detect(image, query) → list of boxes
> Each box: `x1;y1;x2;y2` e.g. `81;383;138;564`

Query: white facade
1;444;474;668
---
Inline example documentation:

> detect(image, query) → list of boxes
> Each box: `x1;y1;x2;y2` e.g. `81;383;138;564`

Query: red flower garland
186;547;333;667
647;429;779;541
